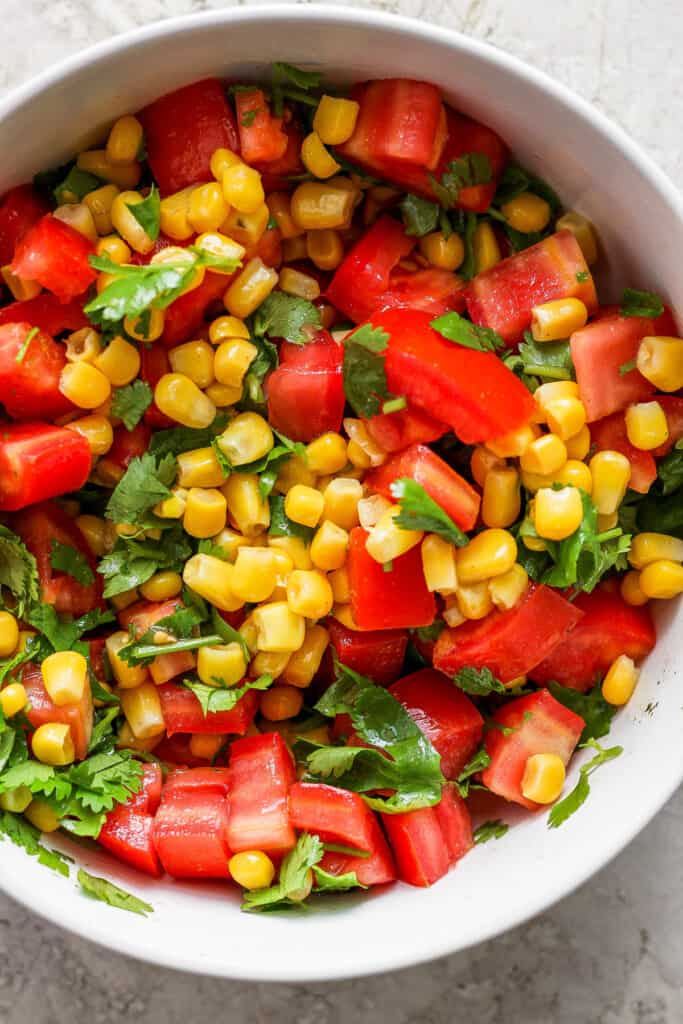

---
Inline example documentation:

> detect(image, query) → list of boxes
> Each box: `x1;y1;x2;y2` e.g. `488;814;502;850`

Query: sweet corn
140;571;183;602
166;340;215;390
93;335;140;387
230;547;278;603
488;563;529;611
0;611;19;658
221;162;264;214
420;534;458;593
544;396;587;441
53;202;97;242
625;401;669;451
531;298;588;342
487;423;540;459
286;570;333;619
482;467;521;529
521;753;566;804
224;258;278;319
534;485;583;540
213;340;257;393
284;485;324;529
183;553;243;612
366;507;423;564
602;654;639;706
283;625;329;689
64;328;101;365
25;799;61;833
188;182;230;234
502;192;551;233
306;229;344;271
223;474;270;536
290;181;358;230
120;683;165;739
326;567;349;605
556;211;598;264
248;651;288;681
106;115;143;165
589;450;631;515
159;185;196;240
470;447;505;488
304;433;346;475
358;495;393;531
252;602;305;653
106;632;149;689
229;850;276;890
75;513;114;556
217;411;273;467
279;267;321;301
41;651;88;706
636;336;683;392
268;536;311;573
343;418;386;468
190;734;225;760
211;527;249;561
331;604;362;630
266;192;304;240
322;477;362;531
639;559;683;599
456;581;493;620
83;183;120;237
221;204;270;248
110;190;155;254
209;315;250;344
535;380;580;413
629;532;683;569
260;684;304;721
154;487;188;520
553;459;593;493
123;308;165;342
207;385;240;412
301;132;341;179
66;413;114;456
457;529;518;585
520;433;567;475
0;682;26;718
309;521;347;572
272;456;315;496
0;785;32;813
109;589;139;612
77;150;141;189
175;447;225;489
565;424;591;461
32;722;75;766
183;487;227;539
442;596;466;628
620;570;649;606
418;231;464;271
59;362;111;409
313;95;360;145
96;234;131;263
210;148;241;180
472;220;501;274
1;265;41;301
155;373;216;429
197;642;246;687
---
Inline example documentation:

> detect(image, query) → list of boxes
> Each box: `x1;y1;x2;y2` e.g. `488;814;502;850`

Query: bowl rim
1;3;682;982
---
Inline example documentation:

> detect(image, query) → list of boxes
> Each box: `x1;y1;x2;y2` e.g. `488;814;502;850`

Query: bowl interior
0;6;681;982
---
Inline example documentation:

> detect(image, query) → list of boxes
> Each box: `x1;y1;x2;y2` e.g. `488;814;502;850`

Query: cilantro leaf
25;606;115;653
242;832;323;911
53;165;101;205
117;604;206;665
105;452;176;525
182;674;272;717
433;153;492;208
268;495;315;543
390;478;468;547
211;606;251;663
240;335;278;410
272;62;322;90
312;865;365;893
110;380;153;431
547;740;623;828
400;194;439;237
546;681;615;745
453;666;507;696
620;288;664;319
342;324;393;418
541;489;631;592
0;646;34;688
473;819;508;845
148;414;229;458
252;292;321;344
85;256;199;327
0;811;71;876
493;162;561;215
455;750;491;798
88;706;121;754
50;540;94;587
413;621;445;644
517;332;574;382
231;430;305;499
430;311;504;353
0;524;39;618
77;868;153;916
97;527;192;598
271;63;322;117
658;449;683;496
126;185;160;242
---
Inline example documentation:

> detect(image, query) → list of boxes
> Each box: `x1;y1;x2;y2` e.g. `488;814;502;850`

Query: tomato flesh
11;214;96;302
0;185;50;265
236;89;288;164
153;789;232;878
319;813;397;886
348;527;436;630
0;294;88;336
381;806;450;887
266;332;344;442
324;618;408;686
0;323;74;420
226;733;296;854
157;683;258;736
326;216;414;324
23;664;93;761
289;782;380;852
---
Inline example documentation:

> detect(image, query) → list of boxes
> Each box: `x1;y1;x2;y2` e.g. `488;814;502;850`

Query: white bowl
0;4;681;983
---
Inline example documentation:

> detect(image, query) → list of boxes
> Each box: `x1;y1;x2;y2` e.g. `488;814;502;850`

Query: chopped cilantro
390;478;468;547
0;811;71;876
540;489;632;592
432;153;492;208
148;414;229;458
546;681;616;745
547;740;623;828
456;749;491;798
49;540;94;586
0;524;39;618
268;495;315;543
620;288;664;319
342;323;393;418
105;452;176;526
473;819;508;845
517;332;574;381
110;380;153;431
242;833;323;911
53;164;102;205
77;868;153;916
453;666;507;696
430;311;505;352
252;291;321;344
15;326;38;364
97;527;192;598
126;185;160;242
182;674;272;717
400;194;439;237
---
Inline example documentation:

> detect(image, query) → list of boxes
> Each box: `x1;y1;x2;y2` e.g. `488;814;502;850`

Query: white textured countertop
1;2;683;1020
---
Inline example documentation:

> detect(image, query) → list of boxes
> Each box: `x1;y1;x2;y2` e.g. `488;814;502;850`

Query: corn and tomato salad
0;65;680;912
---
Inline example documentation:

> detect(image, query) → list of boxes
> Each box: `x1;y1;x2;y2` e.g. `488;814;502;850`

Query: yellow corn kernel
639;559;683;599
284;485;325;529
250;652;289;684
97;272;120;296
266;192;304;240
488;563;529;611
223;473;270;537
357;495;393;531
286;570;334;619
326;567;350;606
206;382;241;408
0;682;26;718
421;534;458;593
65;328;102;365
197;642;246;687
155;373;216;429
32;722;75;766
80;187;117;243
106;115;143;165
229;547;278;603
96;234;131;263
636;336;683;392
482;467;521;529
271;457;314;496
209;527;248;562
110;190;154;254
534;485;584;541
565;425;591;462
331;604;362;630
543;396;587;442
159;185;196;240
520;433;568;475
229;849;276;890
522;467;555;493
186;181;229;234
59;362;111;410
77;149;141;189
116;720;163;753
282;236;309;263
123;308;165;342
221;203;270;248
620;569;649;606
283;624;329;689
1;265;41;301
210;148;241;180
177;452;227;494
154;487;188;520
268;536;311;572
303;433;345;476
366;507;423;564
93;335;140;387
120;682;165;740
456;581;493;620
531;298;588;342
301;132;341;180
521;753;566;804
629;532;683;570
260;685;304;722
556;210;598;265
553;459;593;494
535;380;580;413
252;602;306;653
224;258;278;319
66;412;114;456
472;220;501;274
625;401;669;451
457;529;518;585
209;315;250;344
216;411;273;467
53;202;98;242
290;181;358;230
346;440;371;470
41;651;88;707
189;734;225;760
0;611;19;658
166;341;215;391
109;589;139;612
278;266;321;301
106;632;149;689
418;231;465;271
343;418;386;468
221;162;264;214
589;450;631;515
183;487;227;539
183;553;243;612
313;95;360;145
441;595;465;628
502;192;551;234
75;515;113;558
140;571;183;603
309;521;348;572
213;340;257;392
306;229;344;271
0;785;32;813
25;798;61;833
322;477;362;531
470;447;505;489
487;423;540;459
601;654;639;707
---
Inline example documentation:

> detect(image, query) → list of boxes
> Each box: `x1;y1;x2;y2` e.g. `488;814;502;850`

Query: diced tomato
139;78;239;195
161;270;232;348
105;422;152;470
326;216;414;324
266;331;344;442
482;689;585;808
433;582;584;683
466;231;597;346
0;323;74;420
14;499;103;613
0;294;88;336
235;89;288;164
365;404;448;453
591;412;657;493
254;118;305;192
139;345;174;428
158;683;258;736
289;782;379;852
348;526;436;630
149;650;196;686
118;597;183;634
529;588;656;691
11;215;96;302
319;813;396;886
163;767;231;797
0;184;50;265
152;789;232;878
98;811;161;877
371;308;536;443
366;443;481;532
389;669;484;779
88;637;107;684
653;396;683;456
434;784;473;864
381;805;449;887
226;733;296;854
0;424;90;512
152;733;213;768
136;764;163;814
373;267;466;319
325;618;407;686
244;221;282;269
23;664;93;761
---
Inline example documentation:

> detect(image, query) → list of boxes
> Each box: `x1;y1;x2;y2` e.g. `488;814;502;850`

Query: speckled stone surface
1;2;682;1019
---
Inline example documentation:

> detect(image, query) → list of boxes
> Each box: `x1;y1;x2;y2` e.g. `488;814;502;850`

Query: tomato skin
235;89;288;164
529;588;656;692
0;322;74;420
11;215;96;302
266;332;344;442
466;230;598;345
152;733;214;768
149;650;196;686
348;527;436;630
325;618;408;686
0;423;91;512
163;767;231;797
160;270;233;349
139;78;239;196
381;805;450;887
118;597;183;634
482;690;585;808
289;782;380;852
365;404;448;453
157;683;258;736
433;583;585;684
326;216;414;324
591;412;657;493
319;813;397;886
106;422;152;470
13;499;104;614
434;784;473;864
389;669;484;779
23;664;93;761
373;267;466;319
0;184;50;265
98;765;163;877
0;294;88;336
152;789;232;879
254;119;305;192
226;733;296;854
366;443;481;531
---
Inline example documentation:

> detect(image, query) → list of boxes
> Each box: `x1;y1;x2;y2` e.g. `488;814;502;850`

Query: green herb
546;681;616;745
268;495;315;543
493;162;561;214
473;819;508;845
342;323;393;418
457;211;478;282
400;194;439;237
211;606;250;663
241;108;262;128
242;833;324;911
105;452;176;525
88;706;121;754
618;358;637;376
381;395;407;415
77;868;153;916
197;539;230;561
321;842;371;858
126;185;160;242
517;332;574;381
547;740;623;828
252;291;321;344
0;811;71;876
0;524;39;617
430;311;504;353
540;489;631;592
240;336;278;409
456;749;491;798
117;604;206;665
49;540;94;587
15;325;39;364
24;606;114;654
110;380;153;431
312;865;366;893
233;430;306;499
576;271;589;283
390;478;468;547
657;449;683;496
413;621;445;644
53;165;102;205
620;288;664;319
432;153;492;208
453;666;507;696
183;674;272;717
0;646;36;689
98;527;192;598
271;63;322;117
148;414;229;458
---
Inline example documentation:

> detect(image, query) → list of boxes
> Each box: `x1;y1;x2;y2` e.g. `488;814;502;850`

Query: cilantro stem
381;396;407;414
15;326;38;364
280;87;319;106
130;633;222;661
